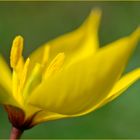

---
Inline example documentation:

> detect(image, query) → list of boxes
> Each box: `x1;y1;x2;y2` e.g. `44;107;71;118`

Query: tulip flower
0;9;140;139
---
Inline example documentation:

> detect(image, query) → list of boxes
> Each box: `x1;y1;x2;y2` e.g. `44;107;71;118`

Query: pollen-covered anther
42;45;50;66
10;36;24;68
20;58;30;91
44;52;65;79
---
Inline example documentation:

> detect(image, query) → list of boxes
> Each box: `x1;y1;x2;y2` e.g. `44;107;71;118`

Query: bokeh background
0;1;140;139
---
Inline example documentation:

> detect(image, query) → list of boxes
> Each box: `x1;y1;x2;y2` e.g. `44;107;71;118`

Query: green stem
10;126;23;140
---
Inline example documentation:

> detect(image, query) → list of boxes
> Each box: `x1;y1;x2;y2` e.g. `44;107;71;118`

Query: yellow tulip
0;9;140;139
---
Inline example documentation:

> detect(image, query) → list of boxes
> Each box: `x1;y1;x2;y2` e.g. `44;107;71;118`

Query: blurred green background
0;1;140;139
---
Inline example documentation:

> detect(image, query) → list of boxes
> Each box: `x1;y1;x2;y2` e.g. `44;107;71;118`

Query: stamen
10;36;24;68
20;58;30;90
23;63;42;98
44;52;65;79
16;56;24;74
42;45;50;66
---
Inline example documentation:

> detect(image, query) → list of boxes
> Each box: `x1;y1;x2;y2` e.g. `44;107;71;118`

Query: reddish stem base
10;127;23;140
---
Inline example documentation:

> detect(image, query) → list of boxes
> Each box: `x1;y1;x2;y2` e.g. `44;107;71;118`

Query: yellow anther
16;56;24;74
10;36;24;68
42;45;50;66
44;53;65;79
20;58;30;90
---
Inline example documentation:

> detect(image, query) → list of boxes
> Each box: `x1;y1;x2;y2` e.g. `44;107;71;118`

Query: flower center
10;36;65;105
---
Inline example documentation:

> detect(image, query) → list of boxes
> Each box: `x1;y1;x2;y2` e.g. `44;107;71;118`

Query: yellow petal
21;103;66;125
0;55;19;106
23;103;66;125
98;68;140;108
29;9;101;68
28;27;140;116
0;55;12;103
10;36;23;69
32;110;67;125
0;55;12;92
12;70;23;105
69;68;140;117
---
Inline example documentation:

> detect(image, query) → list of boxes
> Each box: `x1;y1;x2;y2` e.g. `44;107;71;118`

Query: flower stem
10;126;23;140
